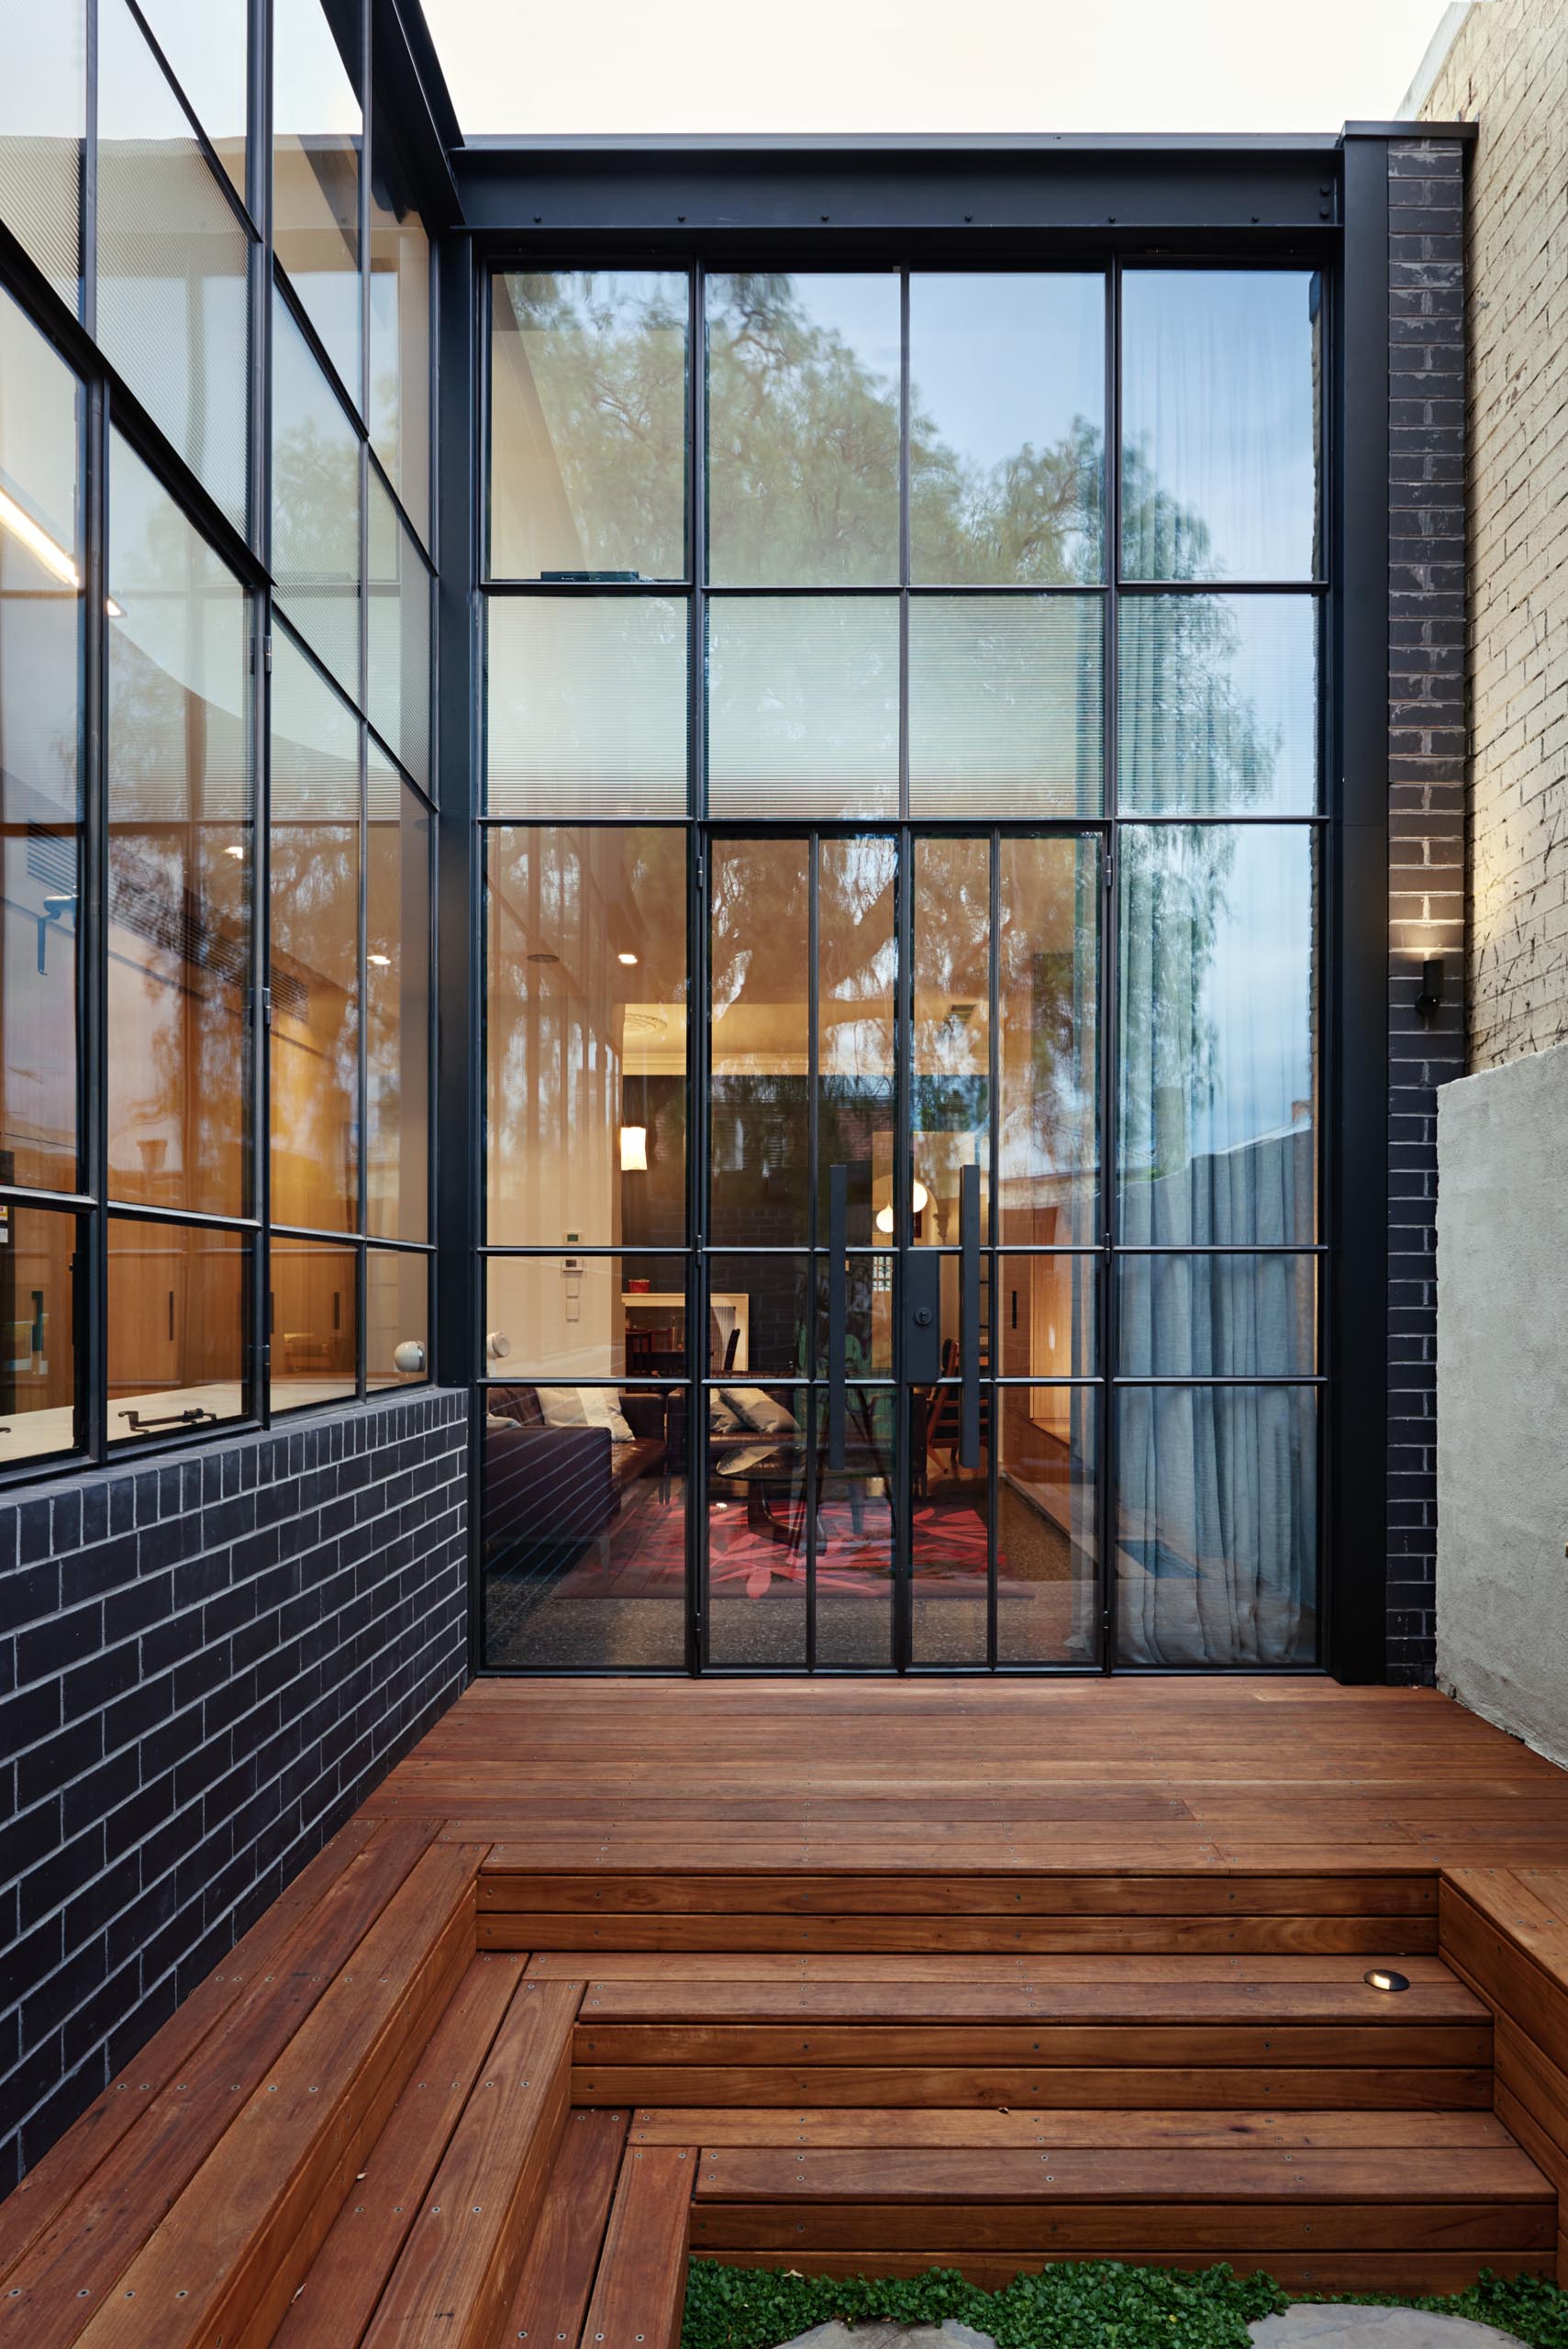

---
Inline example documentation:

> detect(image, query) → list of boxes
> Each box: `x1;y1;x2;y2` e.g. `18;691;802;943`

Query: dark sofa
484;1384;668;1569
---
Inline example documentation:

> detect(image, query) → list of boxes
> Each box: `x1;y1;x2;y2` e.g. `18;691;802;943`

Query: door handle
828;1163;847;1471
960;1162;981;1471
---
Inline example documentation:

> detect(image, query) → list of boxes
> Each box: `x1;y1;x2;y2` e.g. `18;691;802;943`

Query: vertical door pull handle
960;1162;981;1471
828;1163;847;1471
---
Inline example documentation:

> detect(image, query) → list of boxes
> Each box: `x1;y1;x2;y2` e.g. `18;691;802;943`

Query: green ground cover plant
684;2257;1568;2349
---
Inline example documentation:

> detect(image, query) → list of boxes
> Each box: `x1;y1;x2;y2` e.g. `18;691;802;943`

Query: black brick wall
1385;138;1468;1683
0;1388;470;2188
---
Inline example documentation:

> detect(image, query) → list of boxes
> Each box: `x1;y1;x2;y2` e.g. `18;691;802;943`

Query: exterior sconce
1415;955;1444;1018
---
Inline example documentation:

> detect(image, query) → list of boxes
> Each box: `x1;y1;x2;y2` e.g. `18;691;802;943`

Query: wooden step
569;1955;1492;2110
576;2143;695;2349
271;1955;526;2347
687;2112;1556;2279
494;2109;628;2349
65;1840;484;2349
0;1821;459;2349
479;1864;1440;1956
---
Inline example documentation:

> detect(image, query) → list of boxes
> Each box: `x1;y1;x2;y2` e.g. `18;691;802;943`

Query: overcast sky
422;0;1460;138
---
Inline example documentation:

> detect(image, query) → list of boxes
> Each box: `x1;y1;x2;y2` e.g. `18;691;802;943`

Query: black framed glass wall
0;0;436;1482
480;262;1324;1673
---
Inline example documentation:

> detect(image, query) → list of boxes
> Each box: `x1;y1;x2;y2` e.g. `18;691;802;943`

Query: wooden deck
6;1679;1568;2341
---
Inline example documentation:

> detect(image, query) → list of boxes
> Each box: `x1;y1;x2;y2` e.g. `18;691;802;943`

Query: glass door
700;828;1102;1671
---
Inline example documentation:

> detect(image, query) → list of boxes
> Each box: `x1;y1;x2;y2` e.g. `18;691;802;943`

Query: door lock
914;1306;933;1327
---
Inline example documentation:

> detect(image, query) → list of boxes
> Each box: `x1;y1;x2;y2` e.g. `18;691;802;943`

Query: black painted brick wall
1386;139;1468;1683
0;1387;470;2188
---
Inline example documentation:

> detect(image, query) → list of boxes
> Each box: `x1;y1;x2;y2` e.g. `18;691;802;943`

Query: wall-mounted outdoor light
1415;955;1445;1019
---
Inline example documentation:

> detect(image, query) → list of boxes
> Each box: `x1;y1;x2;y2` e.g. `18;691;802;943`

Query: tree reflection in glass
106;433;251;1219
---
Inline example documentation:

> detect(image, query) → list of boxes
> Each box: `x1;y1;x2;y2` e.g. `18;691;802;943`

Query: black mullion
892;825;913;1670
355;715;369;1399
82;0;97;342
985;828;999;1671
806;830;818;1669
898;270;910;821
81;373;108;1460
687;261;706;1673
1099;254;1122;1675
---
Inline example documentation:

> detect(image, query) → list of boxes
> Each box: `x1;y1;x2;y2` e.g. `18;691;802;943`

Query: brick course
1385;139;1469;1684
0;1388;468;2188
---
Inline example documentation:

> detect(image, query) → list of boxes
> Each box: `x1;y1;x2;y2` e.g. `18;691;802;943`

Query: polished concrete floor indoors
5;1679;1568;2344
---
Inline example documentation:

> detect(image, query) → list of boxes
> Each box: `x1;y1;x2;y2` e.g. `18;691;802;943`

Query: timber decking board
494;2109;629;2349
358;1976;580;2349
575;2144;695;2349
573;1972;1484;2023
571;2065;1496;2110
688;2205;1556;2254
486;1916;1440;1955
270;1954;526;2349
691;2143;1551;2203
631;2106;1519;2146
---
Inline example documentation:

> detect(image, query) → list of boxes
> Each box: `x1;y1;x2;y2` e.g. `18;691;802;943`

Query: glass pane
270;630;361;1234
815;1384;895;1669
997;1384;1098;1664
108;1216;248;1439
368;472;430;785
998;834;1099;1246
819;834;897;1238
1121;270;1323;584
1115;1384;1318;1666
133;0;248;201
912;1372;990;1666
490;270;687;583
707;1383;810;1666
97;0;250;534
369;138;429;539
273;290;362;702
1118;826;1316;1247
484;1380;686;1668
366;1248;428;1387
709;836;809;1245
0;290;83;1193
706;596;898;820
486;1253;689;1381
269;1232;355;1408
909;273;1105;584
913;836;990;1245
1118;1252;1318;1379
706;273;899;585
485;596;687;819
0;6;84;315
366;755;429;1241
997;1256;1096;1378
908;596;1103;819
272;0;362;401
486;826;687;1247
106;435;251;1219
0;1203;80;1466
706;1253;810;1381
1119;594;1318;815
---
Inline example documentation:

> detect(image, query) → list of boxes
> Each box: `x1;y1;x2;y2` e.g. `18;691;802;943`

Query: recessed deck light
1363;1968;1409;1993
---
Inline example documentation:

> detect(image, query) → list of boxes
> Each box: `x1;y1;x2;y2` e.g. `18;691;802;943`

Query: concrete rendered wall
1436;1042;1568;1765
1423;0;1568;1067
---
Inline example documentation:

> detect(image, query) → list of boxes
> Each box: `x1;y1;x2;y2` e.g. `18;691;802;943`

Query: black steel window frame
470;236;1338;1677
0;0;440;1487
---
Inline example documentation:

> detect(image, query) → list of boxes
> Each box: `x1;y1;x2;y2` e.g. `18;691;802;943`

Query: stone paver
1249;2309;1521;2349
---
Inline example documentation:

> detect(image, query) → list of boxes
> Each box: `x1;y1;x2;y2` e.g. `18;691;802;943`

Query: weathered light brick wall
1424;0;1568;1068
